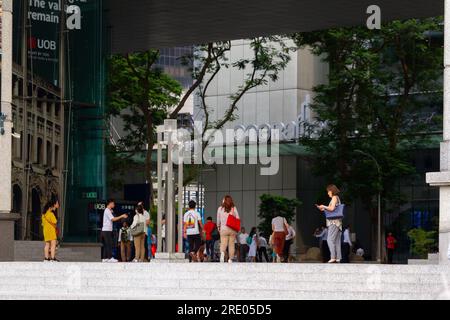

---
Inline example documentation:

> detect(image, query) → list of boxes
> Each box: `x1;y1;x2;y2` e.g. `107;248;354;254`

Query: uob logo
29;37;57;51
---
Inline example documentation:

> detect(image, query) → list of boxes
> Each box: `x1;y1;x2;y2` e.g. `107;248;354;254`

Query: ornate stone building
10;63;63;240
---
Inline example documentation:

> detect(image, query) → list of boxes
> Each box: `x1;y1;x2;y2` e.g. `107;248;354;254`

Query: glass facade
64;0;108;242
11;0;108;242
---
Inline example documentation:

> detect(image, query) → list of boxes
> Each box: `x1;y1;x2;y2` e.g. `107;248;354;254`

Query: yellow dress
42;210;57;242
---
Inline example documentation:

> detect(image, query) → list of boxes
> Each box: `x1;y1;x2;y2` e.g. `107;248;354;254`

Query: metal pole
59;0;67;239
378;192;381;263
156;126;163;252
21;0;29;239
166;129;174;253
178;154;183;253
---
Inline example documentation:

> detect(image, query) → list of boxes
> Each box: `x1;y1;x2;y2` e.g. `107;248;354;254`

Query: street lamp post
355;150;382;263
155;119;186;262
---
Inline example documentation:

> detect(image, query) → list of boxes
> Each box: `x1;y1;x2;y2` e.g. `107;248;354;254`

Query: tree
173;37;294;138
108;37;295;209
292;18;443;258
257;194;301;238
407;228;437;258
108;50;183;206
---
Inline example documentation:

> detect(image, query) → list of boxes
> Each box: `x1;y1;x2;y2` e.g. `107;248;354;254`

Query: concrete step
0;262;449;299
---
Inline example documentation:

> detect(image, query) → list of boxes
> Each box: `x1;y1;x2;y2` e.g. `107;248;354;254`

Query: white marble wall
195;39;328;128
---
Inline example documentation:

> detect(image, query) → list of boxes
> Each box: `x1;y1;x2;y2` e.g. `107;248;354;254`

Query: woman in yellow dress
42;198;59;262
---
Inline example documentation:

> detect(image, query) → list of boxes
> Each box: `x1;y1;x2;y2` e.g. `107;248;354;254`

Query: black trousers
101;231;113;259
188;234;202;254
239;244;249;262
322;240;330;262
341;243;350;263
258;247;270;262
387;248;394;264
283;239;293;262
206;240;215;258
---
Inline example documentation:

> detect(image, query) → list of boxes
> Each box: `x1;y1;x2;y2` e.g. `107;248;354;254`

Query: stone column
0;0;20;261
426;0;450;265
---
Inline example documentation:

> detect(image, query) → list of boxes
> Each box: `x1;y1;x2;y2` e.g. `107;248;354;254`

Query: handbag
324;204;345;219
131;215;146;237
225;208;240;232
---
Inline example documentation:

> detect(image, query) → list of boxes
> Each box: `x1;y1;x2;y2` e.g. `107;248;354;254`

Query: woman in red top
203;216;217;262
386;232;397;264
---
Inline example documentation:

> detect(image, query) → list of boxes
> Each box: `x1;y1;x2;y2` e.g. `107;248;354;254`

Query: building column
426;0;450;265
0;0;20;261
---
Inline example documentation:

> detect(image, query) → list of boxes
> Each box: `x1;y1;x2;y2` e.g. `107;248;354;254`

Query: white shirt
315;228;328;241
143;210;150;236
216;206;240;231
258;236;268;248
238;233;249;245
161;224;166;238
286;226;296;240
102;208;114;231
184;210;202;236
272;216;287;232
343;229;352;245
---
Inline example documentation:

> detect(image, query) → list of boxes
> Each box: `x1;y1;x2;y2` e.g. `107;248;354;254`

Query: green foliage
257;194;301;237
107;50;183;204
407;228;437;258
292;18;443;211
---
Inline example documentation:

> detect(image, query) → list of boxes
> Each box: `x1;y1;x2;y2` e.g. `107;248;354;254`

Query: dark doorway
31;188;42;240
12;185;22;240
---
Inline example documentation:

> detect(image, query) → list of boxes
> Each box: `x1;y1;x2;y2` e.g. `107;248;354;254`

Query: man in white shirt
102;199;128;262
237;227;249;262
283;225;296;263
183;200;203;262
341;225;352;263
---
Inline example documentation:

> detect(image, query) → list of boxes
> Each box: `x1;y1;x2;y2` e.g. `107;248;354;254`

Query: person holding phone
316;184;342;263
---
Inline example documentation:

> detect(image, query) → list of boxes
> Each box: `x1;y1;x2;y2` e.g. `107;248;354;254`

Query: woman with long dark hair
42;197;60;262
217;195;240;263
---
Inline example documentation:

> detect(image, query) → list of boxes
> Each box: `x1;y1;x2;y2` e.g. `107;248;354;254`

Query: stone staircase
0;262;449;300
14;241;101;262
408;253;440;265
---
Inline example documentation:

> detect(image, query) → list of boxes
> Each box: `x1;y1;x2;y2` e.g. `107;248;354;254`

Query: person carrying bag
217;195;240;263
316;184;344;263
131;205;146;262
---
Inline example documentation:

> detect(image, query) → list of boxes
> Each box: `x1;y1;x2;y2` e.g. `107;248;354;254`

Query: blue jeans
206;240;215;258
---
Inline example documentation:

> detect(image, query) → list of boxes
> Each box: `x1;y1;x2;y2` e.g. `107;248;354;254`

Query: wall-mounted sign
14;0;85;84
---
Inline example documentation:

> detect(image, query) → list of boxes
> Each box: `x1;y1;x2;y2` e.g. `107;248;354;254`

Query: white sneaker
108;258;118;263
102;259;109;262
228;259;233;263
220;252;225;263
132;259;139;263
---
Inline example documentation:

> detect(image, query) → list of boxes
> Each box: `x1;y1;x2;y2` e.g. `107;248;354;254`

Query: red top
386;235;396;249
203;221;217;241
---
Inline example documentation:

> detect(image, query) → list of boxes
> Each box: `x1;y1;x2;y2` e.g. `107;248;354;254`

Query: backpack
211;226;220;241
121;227;130;242
246;235;253;245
